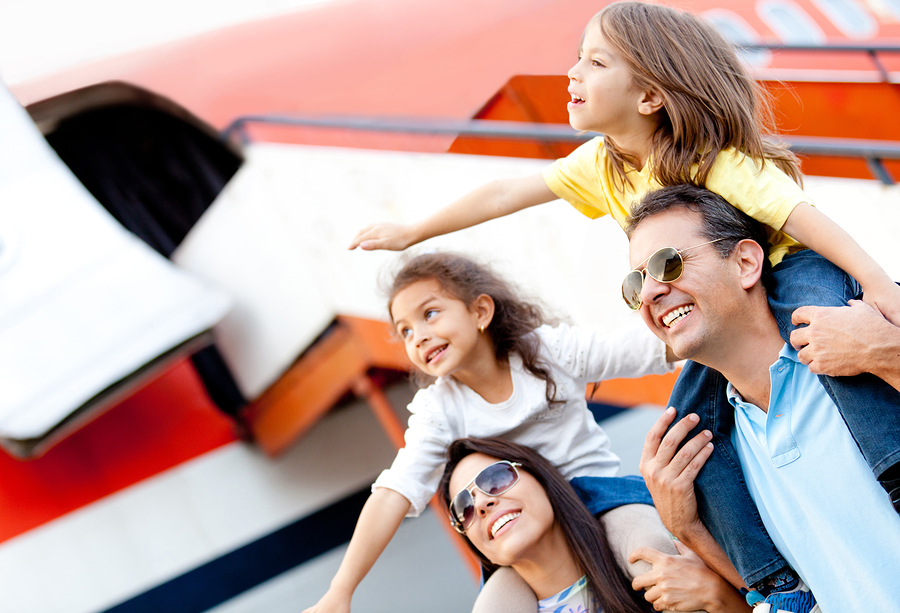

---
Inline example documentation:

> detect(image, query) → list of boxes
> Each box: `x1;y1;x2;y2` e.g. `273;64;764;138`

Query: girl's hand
349;223;418;251
302;587;352;613
860;281;900;327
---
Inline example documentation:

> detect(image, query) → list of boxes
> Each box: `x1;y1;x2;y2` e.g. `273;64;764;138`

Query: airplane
1;0;898;611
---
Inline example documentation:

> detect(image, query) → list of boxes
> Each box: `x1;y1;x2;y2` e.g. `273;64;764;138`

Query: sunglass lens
450;490;475;532
476;462;519;496
622;270;644;310
647;247;683;282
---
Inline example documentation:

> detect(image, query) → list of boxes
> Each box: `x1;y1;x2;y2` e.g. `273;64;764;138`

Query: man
627;185;900;612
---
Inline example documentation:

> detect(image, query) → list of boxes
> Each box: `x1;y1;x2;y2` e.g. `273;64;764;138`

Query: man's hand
349;223;418;251
791;300;900;384
630;541;750;613
638;408;713;541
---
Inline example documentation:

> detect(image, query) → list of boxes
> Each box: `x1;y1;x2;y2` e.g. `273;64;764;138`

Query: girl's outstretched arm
349;173;556;250
302;487;411;613
782;203;900;326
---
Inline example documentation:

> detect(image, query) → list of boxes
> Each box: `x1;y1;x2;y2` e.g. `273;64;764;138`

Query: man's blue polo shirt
727;344;900;611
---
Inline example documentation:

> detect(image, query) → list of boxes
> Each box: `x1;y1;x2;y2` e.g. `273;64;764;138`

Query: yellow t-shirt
542;136;808;266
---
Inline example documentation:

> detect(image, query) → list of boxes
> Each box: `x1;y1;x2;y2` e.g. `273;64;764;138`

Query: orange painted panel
586;371;681;409
245;317;411;456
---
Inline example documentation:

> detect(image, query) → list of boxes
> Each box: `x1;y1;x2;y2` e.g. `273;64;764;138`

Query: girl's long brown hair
386;252;559;405
594;1;801;190
438;438;650;613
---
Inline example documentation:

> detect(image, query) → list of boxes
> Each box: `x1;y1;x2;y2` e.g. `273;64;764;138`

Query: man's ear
735;239;766;290
637;89;665;116
472;294;495;330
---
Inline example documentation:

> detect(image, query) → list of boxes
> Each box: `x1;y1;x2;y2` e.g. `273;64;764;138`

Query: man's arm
791;300;900;391
639;408;745;590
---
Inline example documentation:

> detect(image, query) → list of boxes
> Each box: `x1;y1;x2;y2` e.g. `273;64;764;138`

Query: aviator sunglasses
622;238;725;310
449;461;521;534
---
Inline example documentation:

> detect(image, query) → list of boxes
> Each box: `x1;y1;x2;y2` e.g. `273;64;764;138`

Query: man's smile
662;304;694;328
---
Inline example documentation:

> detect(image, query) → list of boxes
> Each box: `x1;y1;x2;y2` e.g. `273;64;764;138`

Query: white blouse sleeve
371;387;456;517
536;322;673;385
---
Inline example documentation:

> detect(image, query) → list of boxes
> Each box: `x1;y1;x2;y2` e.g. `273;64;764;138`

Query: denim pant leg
668;361;787;586
769;251;900;478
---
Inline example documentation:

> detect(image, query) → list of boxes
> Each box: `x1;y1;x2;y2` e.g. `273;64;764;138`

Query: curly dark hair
438;438;650;613
385;252;560;405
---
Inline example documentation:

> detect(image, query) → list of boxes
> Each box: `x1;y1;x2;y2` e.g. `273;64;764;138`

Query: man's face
628;208;739;362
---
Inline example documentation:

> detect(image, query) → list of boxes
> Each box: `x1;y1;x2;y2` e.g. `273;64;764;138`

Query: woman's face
448;452;558;567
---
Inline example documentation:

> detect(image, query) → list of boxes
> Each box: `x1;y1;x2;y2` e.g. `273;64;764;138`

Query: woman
438;437;749;613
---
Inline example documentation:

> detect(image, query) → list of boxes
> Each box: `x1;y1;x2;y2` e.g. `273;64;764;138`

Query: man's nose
640;273;670;306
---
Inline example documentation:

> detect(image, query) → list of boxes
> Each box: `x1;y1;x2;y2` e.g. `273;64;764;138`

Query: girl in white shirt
303;252;675;613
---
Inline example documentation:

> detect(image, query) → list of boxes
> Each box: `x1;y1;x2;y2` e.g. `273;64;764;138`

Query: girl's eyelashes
398;325;412;339
424;308;438;320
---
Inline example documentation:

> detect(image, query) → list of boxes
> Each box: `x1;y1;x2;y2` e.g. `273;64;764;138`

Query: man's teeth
663;305;693;327
491;512;520;538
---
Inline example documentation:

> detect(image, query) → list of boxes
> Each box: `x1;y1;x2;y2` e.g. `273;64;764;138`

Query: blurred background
0;1;898;611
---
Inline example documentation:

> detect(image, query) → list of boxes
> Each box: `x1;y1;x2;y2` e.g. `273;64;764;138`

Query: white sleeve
536;322;673;385
371;388;455;517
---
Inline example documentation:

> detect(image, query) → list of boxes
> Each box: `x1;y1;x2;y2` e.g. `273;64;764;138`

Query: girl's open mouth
425;344;448;363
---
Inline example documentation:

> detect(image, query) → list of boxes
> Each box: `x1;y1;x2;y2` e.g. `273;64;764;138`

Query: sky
0;0;332;85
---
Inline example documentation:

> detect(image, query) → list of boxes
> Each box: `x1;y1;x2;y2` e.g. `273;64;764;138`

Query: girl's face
390;279;493;381
448;453;557;567
566;21;654;139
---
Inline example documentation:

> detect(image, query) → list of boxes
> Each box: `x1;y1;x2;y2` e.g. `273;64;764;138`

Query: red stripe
0;360;237;544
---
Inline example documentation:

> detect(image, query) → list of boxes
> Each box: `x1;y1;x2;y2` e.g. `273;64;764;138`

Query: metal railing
222;115;900;185
739;43;900;83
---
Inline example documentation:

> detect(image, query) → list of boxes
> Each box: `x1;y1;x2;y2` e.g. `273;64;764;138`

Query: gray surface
208;507;478;613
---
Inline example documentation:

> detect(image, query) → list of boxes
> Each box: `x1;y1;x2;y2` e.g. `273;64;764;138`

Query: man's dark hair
625;184;772;284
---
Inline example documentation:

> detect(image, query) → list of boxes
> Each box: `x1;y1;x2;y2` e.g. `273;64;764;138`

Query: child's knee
472;566;537;613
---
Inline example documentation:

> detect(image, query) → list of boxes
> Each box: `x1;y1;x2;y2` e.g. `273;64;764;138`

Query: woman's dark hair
438;438;650;613
386;252;559;405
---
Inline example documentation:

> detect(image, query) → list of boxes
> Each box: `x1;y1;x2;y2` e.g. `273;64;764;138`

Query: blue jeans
668;250;900;587
570;475;654;515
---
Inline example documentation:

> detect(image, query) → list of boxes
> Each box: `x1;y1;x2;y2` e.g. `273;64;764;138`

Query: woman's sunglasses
621;238;724;310
449;461;521;534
